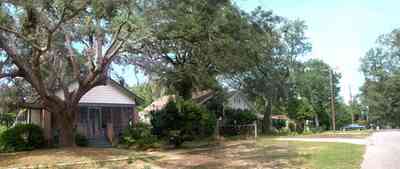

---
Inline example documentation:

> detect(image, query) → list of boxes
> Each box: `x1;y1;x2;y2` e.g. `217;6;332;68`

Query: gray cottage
20;79;143;145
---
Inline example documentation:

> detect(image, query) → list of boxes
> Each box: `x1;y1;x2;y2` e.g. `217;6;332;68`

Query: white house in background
225;91;255;111
225;90;290;128
17;78;143;145
138;90;215;123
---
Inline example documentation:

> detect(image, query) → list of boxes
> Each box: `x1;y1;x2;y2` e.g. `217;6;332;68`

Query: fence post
215;117;220;138
254;121;257;139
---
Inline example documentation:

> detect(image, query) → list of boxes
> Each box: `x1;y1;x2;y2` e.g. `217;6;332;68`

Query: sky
234;0;400;103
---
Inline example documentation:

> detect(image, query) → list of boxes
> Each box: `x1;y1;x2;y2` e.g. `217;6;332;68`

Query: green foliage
233;9;312;133
0;112;16;128
1;0;149;147
0;81;29;127
139;0;262;99
360;28;400;127
121;122;157;149
292;59;342;129
272;119;287;130
0;125;5;134
288;121;296;132
224;109;257;125
150;99;216;146
335;111;352;129
0;124;45;152
129;84;158;111
75;133;88;147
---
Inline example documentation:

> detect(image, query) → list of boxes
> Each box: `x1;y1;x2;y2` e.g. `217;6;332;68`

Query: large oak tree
130;0;260;100
0;0;147;146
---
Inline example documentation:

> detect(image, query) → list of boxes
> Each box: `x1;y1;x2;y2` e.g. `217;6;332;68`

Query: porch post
132;106;139;124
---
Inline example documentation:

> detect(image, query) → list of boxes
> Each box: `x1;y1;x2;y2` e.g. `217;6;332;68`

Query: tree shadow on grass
155;141;312;169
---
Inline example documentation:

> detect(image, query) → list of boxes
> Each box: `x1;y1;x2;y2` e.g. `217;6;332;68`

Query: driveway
361;130;400;169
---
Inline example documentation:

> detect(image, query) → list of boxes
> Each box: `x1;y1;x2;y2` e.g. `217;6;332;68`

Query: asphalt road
361;130;400;169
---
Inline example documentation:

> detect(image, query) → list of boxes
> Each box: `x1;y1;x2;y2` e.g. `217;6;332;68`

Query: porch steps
88;137;112;148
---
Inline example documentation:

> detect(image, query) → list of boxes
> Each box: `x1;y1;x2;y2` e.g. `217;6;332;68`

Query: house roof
253;114;289;120
140;90;215;114
23;78;144;109
271;115;289;120
226;90;255;111
107;79;144;105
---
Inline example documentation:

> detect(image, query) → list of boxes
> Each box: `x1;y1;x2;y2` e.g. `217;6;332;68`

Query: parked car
342;124;366;131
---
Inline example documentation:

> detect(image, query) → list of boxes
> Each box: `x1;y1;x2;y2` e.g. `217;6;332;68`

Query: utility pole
349;85;354;124
329;70;336;131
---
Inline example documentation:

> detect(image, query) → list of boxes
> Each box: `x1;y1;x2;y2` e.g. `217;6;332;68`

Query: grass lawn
287;130;373;139
0;137;365;169
267;140;366;169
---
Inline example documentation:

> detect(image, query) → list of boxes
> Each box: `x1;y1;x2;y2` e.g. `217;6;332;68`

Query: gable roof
226;90;255;110
107;79;144;105
140;90;215;114
23;78;143;108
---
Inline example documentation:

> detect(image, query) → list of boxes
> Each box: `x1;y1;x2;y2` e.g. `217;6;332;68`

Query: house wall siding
30;109;42;126
227;93;251;110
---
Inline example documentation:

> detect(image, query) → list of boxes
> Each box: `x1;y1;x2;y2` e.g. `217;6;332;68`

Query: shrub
288;121;296;132
272;119;287;130
224;109;257;125
121;122;157;149
151;99;216;147
0;125;6;134
75;133;88;147
0;124;45;152
310;127;324;133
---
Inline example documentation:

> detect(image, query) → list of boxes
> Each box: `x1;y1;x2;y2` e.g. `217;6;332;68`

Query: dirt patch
149;140;296;169
0;148;160;169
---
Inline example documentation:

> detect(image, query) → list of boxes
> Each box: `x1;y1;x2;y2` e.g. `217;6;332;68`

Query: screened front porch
76;105;135;142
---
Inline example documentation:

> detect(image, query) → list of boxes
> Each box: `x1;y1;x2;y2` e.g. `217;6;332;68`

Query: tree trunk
55;107;77;147
59;122;75;147
262;98;273;134
315;114;320;127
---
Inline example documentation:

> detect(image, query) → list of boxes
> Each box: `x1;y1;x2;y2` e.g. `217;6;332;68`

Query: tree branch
0;26;43;51
0;70;22;79
104;21;127;58
65;34;81;83
43;4;86;53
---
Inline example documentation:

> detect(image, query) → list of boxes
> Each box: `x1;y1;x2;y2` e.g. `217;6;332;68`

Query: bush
0;124;45;152
0;125;6;134
151;99;216;147
75;133;88;147
121;122;157;149
288;121;296;132
224;109;257;125
310;127;324;133
272;119;287;130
